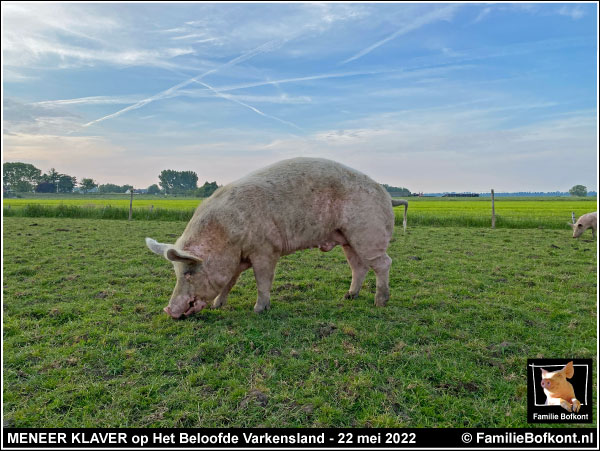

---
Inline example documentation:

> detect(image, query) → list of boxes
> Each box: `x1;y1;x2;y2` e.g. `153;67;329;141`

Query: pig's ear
541;368;549;377
563;361;574;379
146;237;170;256
566;223;575;229
165;247;202;264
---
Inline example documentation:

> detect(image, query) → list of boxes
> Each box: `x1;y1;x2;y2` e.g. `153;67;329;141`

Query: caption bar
3;428;597;449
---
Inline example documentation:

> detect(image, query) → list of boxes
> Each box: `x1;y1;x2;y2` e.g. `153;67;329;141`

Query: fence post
571;212;576;224
491;189;496;229
129;188;134;221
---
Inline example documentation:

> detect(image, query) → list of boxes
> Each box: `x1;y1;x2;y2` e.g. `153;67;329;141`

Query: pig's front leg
212;261;251;309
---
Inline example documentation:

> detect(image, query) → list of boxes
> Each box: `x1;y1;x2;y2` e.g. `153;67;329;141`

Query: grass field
3;217;596;427
4;194;201;210
3;195;597;229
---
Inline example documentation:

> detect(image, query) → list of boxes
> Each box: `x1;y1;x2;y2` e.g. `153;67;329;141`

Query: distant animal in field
146;157;408;319
540;361;581;412
568;212;596;239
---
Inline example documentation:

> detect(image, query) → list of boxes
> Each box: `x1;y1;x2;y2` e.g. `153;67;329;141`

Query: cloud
2;68;39;83
2;3;196;71
3;133;122;170
3;98;83;135
4;33;195;69
558;5;586;20
243;109;597;192
341;4;460;64
473;7;492;23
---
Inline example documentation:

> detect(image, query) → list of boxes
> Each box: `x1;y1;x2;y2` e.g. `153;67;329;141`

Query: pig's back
190;158;394;252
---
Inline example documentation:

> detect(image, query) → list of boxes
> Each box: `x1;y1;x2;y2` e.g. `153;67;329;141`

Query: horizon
2;2;598;192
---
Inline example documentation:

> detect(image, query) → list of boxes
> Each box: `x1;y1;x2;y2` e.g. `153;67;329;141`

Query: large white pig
146;157;408;318
568;212;596;239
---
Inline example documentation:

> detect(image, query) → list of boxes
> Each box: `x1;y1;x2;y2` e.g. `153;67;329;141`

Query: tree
195;181;219;198
35;181;57;193
57;175;77;193
14;180;34;193
381;184;411;197
80;178;98;194
3;162;41;192
98;183;130;193
99;183;121;193
41;168;61;186
147;184;161;195
36;168;77;193
158;170;198;194
569;185;587;197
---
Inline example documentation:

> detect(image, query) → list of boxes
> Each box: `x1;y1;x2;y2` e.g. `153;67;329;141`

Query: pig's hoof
344;291;358;299
572;399;581;412
253;303;270;313
212;297;226;309
374;297;389;307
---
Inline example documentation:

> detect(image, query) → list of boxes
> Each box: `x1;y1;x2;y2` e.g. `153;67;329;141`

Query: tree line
3;162;220;197
5;162;591;200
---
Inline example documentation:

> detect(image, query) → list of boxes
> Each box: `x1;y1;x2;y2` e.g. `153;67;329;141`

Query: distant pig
146;157;409;319
540;361;581;412
568;212;596;239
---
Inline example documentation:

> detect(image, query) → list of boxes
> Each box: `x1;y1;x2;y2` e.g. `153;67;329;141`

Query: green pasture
3;195;201;210
3;217;596;427
3;195;596;229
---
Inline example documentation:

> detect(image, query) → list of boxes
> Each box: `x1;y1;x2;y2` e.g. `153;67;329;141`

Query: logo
527;358;592;423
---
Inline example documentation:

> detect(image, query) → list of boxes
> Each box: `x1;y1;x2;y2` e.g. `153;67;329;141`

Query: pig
145;157;408;319
568;212;596;239
540;361;581;412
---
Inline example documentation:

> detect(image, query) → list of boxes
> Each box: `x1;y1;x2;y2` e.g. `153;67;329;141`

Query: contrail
82;39;284;127
341;5;459;65
36;69;389;111
194;80;303;131
33;95;142;107
213;70;387;92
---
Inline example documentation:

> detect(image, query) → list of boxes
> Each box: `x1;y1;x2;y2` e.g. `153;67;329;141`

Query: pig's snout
541;379;551;389
163;305;183;319
163;298;207;319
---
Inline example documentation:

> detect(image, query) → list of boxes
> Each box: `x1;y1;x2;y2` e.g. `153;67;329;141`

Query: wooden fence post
571;212;576;224
129;188;134;221
491;189;496;229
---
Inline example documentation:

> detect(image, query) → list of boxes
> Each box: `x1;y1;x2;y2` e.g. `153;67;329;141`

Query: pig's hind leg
344;226;393;307
369;253;392;307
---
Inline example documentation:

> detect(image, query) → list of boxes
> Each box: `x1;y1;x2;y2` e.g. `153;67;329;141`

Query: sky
2;2;598;193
